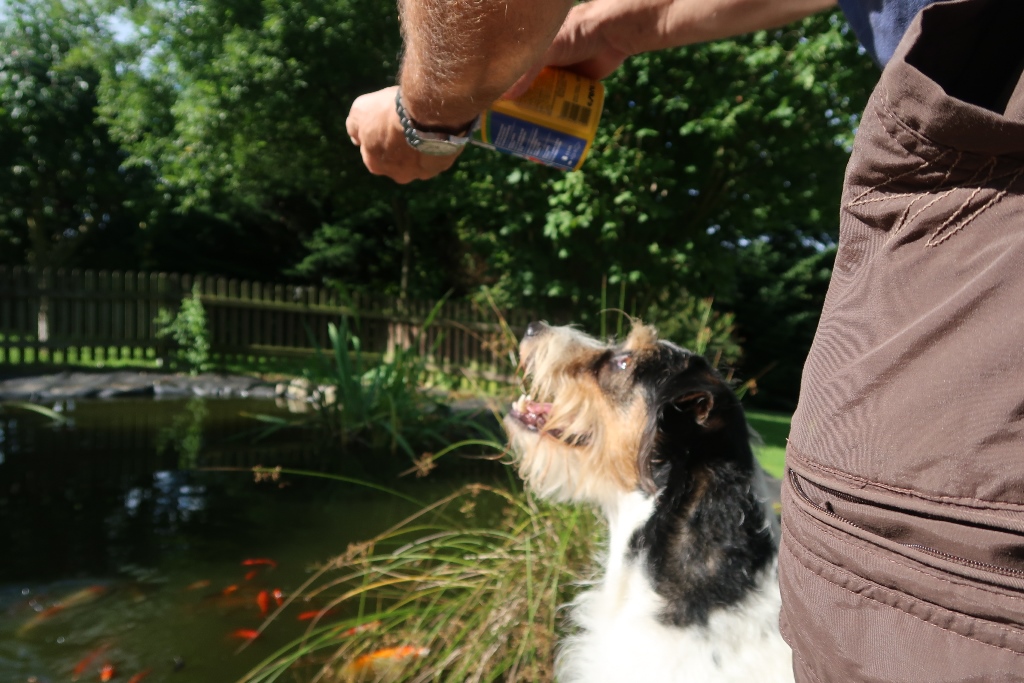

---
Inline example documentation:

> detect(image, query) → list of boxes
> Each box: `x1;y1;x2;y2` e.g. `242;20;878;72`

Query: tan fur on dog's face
504;323;665;507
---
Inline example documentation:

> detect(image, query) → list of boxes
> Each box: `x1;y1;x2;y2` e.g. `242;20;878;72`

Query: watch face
413;138;465;156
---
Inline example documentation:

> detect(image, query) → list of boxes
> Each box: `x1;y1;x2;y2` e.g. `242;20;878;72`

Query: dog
504;321;792;683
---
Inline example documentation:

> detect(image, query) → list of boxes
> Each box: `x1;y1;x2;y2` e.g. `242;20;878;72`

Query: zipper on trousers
788;470;1024;579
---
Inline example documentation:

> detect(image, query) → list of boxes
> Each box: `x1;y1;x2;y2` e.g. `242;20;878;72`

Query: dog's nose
524;321;548;338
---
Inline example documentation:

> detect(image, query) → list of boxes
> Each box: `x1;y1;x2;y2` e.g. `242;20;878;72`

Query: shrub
154;284;211;375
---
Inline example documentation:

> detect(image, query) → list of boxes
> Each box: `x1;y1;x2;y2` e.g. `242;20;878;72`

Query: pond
0;396;497;682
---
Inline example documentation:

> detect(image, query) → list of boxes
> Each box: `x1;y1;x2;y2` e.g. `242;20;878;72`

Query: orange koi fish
126;669;153;683
222;585;240;596
99;662;116;682
71;644;109;680
19;586;107;636
256;590;270;616
185;580;211;591
339;620;382;638
241;558;277;569
244;570;259;581
297;607;342;621
272;588;284;607
18;605;66;636
231;629;260;640
351;645;429;672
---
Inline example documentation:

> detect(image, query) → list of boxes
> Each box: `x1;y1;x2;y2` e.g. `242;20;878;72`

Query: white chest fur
556;492;794;683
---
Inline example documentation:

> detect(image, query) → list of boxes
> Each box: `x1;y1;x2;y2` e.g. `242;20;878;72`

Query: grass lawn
746;409;791;479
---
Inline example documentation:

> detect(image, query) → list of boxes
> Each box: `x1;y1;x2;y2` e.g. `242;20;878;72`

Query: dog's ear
636;372;725;494
674;390;714;426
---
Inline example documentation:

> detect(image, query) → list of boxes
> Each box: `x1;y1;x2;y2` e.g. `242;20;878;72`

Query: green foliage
0;0;160;269
253;302;499;470
726;240;837;409
446;11;877;318
239;482;601;683
155;397;209;468
646;295;743;366
2;0;881;403
154;284;211;374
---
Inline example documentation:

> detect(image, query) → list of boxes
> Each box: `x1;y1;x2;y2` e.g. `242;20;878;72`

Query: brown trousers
780;1;1024;681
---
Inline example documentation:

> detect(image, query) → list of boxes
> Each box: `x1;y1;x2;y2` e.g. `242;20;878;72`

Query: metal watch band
395;89;479;155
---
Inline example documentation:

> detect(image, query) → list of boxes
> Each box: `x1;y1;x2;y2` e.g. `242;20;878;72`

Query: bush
154;284;211;375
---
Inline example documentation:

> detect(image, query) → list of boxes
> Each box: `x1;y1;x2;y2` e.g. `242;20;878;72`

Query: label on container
479;111;588;171
473;68;605;170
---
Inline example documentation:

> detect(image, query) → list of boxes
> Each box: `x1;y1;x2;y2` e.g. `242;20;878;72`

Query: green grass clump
240;483;601;683
746;410;791;479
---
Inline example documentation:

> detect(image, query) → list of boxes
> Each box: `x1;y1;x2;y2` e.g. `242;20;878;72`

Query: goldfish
71;644;109;680
297;607;345;622
185;580;211;591
339;620;382;638
99;663;116;682
244;570;259;581
19;586;108;636
126;670;153;683
256;590;270;616
241;558;277;569
18;605;66;636
342;645;429;680
231;629;260;640
222;585;240;596
272;588;285;607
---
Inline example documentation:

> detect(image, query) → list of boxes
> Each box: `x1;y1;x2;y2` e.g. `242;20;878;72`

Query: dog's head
504;321;749;507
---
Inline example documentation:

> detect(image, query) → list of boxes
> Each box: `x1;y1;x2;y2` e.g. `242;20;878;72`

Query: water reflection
0;395;454;682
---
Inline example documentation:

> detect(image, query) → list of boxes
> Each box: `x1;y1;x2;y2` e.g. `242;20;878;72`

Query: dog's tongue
512;395;552;430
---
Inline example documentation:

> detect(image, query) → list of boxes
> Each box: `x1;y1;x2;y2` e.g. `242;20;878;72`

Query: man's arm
508;0;837;94
397;0;576;130
347;0;837;183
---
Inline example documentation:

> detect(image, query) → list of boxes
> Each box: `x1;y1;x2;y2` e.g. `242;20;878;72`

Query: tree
98;0;460;297
0;0;165;337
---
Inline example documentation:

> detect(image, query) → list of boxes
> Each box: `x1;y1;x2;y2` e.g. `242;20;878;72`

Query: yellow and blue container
473;68;605;171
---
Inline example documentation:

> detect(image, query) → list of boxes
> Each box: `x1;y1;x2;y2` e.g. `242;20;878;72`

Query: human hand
505;4;628;99
346;86;461;184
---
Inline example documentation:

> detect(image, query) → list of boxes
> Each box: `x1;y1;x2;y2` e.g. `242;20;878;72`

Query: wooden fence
0;267;532;381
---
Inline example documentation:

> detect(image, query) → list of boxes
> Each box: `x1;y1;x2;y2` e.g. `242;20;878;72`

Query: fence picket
0;267;527;379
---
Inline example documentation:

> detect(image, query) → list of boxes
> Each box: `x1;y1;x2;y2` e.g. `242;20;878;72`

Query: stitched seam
845;138;949;208
788;503;1024;606
885;150;964;244
782;536;1024;655
921;157;999;245
927;165;1024;247
786;447;1024;512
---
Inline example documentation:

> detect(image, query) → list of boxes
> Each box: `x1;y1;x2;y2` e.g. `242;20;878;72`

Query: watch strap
395;89;479;154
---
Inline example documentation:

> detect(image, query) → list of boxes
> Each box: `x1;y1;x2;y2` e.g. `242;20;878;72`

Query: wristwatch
395;89;479;156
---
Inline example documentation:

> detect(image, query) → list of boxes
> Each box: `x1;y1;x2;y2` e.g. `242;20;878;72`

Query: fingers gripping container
473;68;605;171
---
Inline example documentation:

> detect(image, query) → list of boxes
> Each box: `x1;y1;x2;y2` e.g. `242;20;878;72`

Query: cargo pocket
780;468;1024;683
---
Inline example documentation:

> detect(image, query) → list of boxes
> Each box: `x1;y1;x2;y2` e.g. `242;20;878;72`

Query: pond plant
238;478;600;683
254;300;506;474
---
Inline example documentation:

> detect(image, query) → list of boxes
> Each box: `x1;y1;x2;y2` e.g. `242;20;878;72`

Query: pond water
0;397;496;682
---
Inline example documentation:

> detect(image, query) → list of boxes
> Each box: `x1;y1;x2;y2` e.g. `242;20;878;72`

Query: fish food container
473;68;605;171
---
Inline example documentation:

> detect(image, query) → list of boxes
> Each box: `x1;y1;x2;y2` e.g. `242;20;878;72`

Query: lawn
746;409;791;479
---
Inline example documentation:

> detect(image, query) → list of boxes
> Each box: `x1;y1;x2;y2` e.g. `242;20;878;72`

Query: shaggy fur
504;322;792;683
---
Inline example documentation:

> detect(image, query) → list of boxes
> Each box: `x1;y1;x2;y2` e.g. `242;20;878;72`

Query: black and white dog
504;322;792;683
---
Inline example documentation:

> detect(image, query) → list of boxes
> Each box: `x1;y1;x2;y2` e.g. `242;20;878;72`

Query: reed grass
238;478;601;683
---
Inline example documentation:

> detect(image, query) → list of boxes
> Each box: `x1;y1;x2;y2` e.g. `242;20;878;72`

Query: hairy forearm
399;0;574;128
584;0;837;57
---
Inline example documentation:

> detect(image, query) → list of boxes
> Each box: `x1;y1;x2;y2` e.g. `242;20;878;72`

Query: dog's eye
611;354;631;371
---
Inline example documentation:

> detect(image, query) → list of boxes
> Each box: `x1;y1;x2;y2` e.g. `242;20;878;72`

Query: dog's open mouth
509;393;591;446
509;394;552;431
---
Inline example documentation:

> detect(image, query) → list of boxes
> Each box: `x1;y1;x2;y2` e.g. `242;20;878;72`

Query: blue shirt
838;0;942;66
